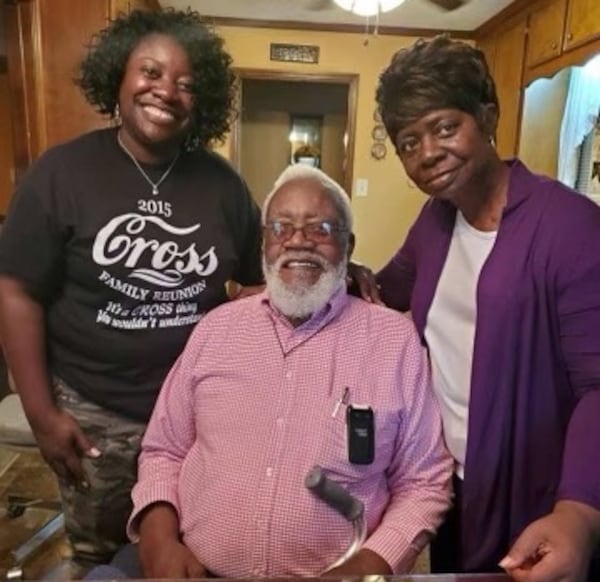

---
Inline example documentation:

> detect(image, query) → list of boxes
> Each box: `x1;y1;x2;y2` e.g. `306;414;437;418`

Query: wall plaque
270;43;320;64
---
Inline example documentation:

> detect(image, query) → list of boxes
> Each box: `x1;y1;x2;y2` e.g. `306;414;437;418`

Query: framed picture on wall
290;115;323;168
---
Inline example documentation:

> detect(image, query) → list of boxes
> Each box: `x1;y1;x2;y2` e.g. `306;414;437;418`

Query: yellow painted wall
519;68;571;178
214;25;428;271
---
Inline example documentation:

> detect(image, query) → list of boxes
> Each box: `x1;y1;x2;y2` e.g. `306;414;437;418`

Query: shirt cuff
362;523;429;574
126;481;180;542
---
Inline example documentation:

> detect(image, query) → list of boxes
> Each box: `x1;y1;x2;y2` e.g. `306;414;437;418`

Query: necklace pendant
152;185;159;196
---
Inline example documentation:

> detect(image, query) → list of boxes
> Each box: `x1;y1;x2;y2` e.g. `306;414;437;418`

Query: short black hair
376;35;498;139
77;8;235;148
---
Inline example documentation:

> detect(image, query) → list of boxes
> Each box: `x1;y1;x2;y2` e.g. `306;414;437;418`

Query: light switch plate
355;178;368;197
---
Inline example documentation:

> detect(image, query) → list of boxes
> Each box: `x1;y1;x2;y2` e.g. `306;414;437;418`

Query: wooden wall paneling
0;72;15;215
490;16;528;157
3;0;39;181
36;0;110;155
477;35;497;73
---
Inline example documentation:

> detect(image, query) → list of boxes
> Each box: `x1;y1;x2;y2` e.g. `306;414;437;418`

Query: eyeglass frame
262;219;349;244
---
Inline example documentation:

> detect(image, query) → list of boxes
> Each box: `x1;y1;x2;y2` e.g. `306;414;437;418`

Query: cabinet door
490;17;528;157
0;72;15;215
36;0;110;153
2;0;38;181
4;0;111;178
526;0;567;67
564;0;600;50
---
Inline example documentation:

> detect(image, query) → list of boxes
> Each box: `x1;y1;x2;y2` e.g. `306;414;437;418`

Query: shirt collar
502;158;539;214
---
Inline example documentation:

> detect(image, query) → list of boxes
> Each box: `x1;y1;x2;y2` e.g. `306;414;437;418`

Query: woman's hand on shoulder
346;262;384;305
230;283;265;300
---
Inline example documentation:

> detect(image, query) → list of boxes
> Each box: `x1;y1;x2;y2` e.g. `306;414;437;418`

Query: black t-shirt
0;128;262;421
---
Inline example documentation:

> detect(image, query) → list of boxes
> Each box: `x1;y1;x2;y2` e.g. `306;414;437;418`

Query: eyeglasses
263;220;348;243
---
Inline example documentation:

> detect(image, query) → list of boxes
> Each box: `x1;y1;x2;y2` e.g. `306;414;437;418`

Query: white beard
263;252;347;321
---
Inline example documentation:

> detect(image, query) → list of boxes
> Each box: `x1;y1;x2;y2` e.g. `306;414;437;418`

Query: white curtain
558;55;600;188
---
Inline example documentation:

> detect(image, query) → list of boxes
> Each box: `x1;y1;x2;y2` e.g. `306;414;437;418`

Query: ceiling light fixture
332;0;407;17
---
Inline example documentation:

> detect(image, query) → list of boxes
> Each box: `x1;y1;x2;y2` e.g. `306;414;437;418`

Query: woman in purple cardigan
354;36;600;581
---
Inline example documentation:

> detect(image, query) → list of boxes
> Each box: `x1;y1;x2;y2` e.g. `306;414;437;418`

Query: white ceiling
161;0;515;32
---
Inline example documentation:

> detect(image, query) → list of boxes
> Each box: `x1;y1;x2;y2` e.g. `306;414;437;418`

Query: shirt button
285;371;292;380
266;467;274;477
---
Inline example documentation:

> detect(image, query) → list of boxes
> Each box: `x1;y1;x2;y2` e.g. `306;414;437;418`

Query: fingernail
88;447;101;458
81;480;90;490
499;556;515;569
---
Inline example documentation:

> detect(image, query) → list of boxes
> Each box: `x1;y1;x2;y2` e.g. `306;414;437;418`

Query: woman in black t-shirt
0;9;262;575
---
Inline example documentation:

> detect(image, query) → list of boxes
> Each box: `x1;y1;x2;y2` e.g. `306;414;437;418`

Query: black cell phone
346;405;374;465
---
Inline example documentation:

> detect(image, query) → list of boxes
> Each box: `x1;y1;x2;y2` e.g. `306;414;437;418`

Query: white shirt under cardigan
425;211;497;478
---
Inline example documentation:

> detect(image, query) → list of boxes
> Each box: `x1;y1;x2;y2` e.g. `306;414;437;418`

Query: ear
346;233;356;260
478;103;499;140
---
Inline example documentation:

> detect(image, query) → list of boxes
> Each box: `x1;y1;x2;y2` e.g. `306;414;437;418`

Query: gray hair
262;164;353;232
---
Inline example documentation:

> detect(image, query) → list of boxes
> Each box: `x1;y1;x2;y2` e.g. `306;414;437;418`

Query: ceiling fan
306;0;467;12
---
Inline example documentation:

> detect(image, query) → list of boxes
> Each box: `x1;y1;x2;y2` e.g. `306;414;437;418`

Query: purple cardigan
377;160;600;570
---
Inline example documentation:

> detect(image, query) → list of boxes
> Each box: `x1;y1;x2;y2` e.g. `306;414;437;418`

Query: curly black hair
76;8;235;148
376;35;499;139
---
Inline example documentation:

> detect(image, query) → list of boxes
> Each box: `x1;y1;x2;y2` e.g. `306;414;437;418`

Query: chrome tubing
305;465;367;572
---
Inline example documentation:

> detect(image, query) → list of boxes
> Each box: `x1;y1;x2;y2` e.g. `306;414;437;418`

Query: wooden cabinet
524;0;600;78
564;0;600;50
479;17;528;158
477;35;497;72
1;0;159;186
526;0;567;67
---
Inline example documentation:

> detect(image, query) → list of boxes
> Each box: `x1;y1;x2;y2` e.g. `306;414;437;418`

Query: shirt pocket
315;401;398;488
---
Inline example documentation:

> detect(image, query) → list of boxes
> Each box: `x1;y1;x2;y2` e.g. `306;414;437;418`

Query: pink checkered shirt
128;287;452;577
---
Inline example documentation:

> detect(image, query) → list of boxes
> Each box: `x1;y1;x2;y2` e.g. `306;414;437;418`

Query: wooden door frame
230;68;359;197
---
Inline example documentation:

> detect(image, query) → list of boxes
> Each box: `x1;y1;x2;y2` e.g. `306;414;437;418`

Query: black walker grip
305;465;364;522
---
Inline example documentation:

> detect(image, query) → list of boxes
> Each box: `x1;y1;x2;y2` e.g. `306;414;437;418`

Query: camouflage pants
54;378;146;569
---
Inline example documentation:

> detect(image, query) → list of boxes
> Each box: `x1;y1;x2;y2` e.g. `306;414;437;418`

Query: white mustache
272;251;329;270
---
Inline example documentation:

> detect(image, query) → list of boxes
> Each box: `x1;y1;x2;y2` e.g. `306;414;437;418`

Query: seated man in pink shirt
126;164;452;578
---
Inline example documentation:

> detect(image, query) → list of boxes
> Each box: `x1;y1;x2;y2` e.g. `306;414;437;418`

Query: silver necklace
117;133;180;196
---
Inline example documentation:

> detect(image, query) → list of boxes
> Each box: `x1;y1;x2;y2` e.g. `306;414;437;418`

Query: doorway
230;70;358;207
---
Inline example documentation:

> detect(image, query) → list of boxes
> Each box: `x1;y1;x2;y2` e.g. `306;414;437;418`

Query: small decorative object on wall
270;43;320;64
371;116;388;160
372;124;387;141
371;142;387;160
